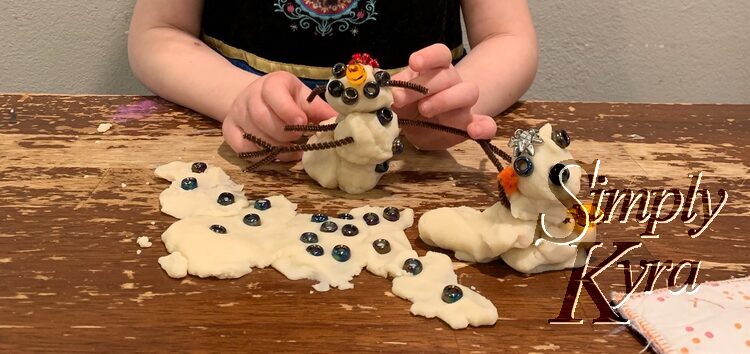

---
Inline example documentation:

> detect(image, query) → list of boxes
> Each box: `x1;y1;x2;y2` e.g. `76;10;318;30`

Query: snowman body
302;63;402;194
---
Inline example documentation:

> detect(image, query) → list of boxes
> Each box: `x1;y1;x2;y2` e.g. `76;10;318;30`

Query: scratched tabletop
1;94;748;353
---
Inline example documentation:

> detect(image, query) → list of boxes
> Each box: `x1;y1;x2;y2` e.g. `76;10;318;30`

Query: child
128;0;537;160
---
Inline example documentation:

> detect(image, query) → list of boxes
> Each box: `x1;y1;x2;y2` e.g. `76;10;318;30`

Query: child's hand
222;71;337;161
391;44;497;150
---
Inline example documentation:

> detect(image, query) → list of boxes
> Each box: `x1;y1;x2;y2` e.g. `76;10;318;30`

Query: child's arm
128;0;255;122
457;0;538;116
128;0;335;158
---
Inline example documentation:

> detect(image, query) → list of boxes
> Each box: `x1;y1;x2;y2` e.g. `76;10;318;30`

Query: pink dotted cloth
613;276;750;354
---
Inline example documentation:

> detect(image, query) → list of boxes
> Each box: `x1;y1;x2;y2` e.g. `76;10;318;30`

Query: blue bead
209;224;227;234
341;224;359;237
180;177;198;190
217;192;235;206
375;161;389;173
243;213;261;227
331;245;351;262
337;213;354;220
372;239;391;254
311;213;329;223
363;212;380;226
392;137;404;155
383;207;400;222
513;156;534;177
320;221;338;233
300;232;319;244
306;244;324;257
191;162;207;173
441;285;463;304
254;199;271;210
402;258;423;275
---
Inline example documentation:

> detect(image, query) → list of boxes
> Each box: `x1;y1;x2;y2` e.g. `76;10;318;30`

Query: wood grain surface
0;95;748;353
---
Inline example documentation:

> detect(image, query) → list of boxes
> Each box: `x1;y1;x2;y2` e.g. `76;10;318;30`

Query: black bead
341;224;359;237
209;224;227;234
254;199;271;211
375;161;390;173
332;63;347;78
337;213;354;220
363;212;380;226
402;258;423;275
243;213;261;227
372;239;391;254
342;87;359;105
549;163;571;186
180;177;198;190
300;232;318;244
311;213;329;223
306;244;324;257
331;245;351;262
392;137;404;155
363;82;380;99
217;192;235;206
513;156;534;177
377;108;393;126
191;162;207;173
374;70;391;85
552;129;571;149
441;285;464;304
320;221;338;233
327;80;344;97
383;207;400;222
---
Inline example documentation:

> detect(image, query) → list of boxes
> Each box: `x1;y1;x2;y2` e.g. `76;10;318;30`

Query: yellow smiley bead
346;63;367;86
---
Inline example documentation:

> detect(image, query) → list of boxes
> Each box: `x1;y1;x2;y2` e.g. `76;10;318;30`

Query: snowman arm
284;124;338;132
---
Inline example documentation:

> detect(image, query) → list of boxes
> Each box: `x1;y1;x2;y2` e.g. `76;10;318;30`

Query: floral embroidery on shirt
275;0;377;36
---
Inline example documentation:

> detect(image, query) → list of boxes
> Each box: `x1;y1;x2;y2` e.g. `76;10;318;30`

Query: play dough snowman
302;53;413;194
418;123;599;274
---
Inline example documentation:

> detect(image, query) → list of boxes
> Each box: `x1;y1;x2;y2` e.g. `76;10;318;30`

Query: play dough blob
391;252;499;329
153;161;498;329
155;161;249;219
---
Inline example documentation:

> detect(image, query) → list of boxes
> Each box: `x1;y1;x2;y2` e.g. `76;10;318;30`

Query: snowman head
312;53;428;115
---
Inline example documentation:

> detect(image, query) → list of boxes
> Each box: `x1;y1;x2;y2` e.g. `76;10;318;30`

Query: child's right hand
222;71;337;161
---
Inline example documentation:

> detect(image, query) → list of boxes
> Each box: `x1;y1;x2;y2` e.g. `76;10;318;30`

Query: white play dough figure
238;53;437;194
419;124;598;274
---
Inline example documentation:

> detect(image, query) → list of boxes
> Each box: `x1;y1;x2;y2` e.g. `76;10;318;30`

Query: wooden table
1;95;748;353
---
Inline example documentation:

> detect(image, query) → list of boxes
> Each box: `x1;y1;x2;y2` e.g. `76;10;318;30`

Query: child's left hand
391;44;498;150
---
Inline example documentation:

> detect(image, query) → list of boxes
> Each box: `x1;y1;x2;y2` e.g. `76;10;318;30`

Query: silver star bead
508;128;544;156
